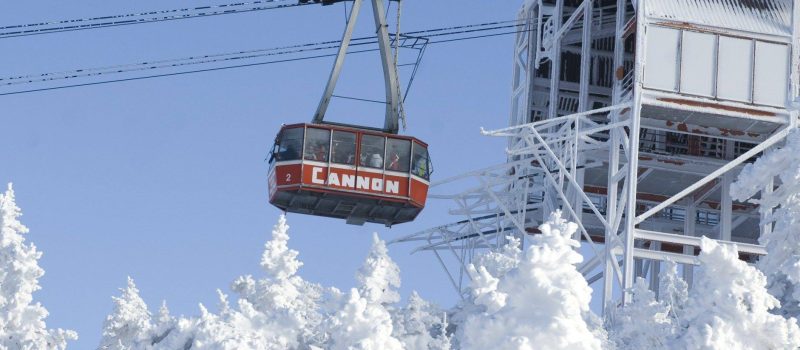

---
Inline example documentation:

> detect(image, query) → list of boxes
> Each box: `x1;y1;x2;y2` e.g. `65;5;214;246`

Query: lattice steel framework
393;0;800;312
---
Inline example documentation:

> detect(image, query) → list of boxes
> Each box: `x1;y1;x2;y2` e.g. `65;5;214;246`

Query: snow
90;215;456;350
391;291;451;350
87;210;800;350
327;288;403;350
608;278;674;350
732;130;800;316
0;184;77;350
646;0;792;37
676;237;800;349
608;236;800;349
658;260;688;321
357;233;402;305
470;235;521;279
460;210;606;350
229;214;324;348
9;179;800;349
99;277;153;350
328;233;403;350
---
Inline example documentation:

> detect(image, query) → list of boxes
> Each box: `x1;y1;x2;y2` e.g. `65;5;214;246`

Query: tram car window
412;143;431;180
360;134;386;169
304;128;331;162
276;127;303;161
385;138;411;172
331;131;357;165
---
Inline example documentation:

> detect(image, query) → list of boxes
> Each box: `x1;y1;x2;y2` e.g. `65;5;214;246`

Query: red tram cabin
268;123;431;226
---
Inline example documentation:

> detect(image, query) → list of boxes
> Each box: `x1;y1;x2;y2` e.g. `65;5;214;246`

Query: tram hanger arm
299;1;401;7
298;0;347;5
311;0;401;134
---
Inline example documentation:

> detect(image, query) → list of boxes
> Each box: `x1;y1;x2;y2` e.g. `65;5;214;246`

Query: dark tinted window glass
411;143;431;180
385;138;411;172
276;127;303;161
331;131;356;165
304;128;331;162
360;134;385;169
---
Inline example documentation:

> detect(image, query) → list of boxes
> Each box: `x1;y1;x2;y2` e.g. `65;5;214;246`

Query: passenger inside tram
304;128;331;162
386;139;411;172
360;134;385;169
411;144;430;180
276;127;303;161
332;131;356;165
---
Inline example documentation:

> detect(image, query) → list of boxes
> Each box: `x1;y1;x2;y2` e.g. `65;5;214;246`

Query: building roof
646;0;793;37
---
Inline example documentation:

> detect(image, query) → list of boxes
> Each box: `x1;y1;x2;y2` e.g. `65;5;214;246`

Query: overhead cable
0;21;529;96
0;0;310;39
1;21;524;86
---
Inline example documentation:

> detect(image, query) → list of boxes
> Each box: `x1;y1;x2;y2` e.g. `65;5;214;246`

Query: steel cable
0;20;531;95
0;0;311;39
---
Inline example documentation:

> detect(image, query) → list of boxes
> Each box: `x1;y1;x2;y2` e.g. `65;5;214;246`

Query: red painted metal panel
384;172;409;197
292;162;420;203
409;177;429;206
276;163;303;187
302;162;329;187
353;168;386;195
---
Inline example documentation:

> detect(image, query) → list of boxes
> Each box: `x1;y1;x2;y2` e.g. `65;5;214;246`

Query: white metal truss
394;0;800;315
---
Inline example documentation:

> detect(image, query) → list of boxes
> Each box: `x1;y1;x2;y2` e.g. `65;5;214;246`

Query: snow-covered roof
646;0;793;37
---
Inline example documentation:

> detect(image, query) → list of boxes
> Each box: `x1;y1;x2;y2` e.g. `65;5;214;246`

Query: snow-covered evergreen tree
676;237;800;349
608;278;673;349
187;292;291;350
150;301;175;346
391;291;450;350
0;183;77;349
731;130;800;316
99;277;153;350
327;233;403;350
470;235;521;279
230;214;324;348
658;260;688;324
446;238;523;349
460;210;606;349
356;233;401;305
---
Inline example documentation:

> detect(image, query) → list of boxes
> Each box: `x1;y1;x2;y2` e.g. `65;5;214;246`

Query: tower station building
395;0;799;310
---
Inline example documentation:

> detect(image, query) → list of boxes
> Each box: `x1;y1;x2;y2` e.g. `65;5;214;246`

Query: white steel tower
394;0;800;311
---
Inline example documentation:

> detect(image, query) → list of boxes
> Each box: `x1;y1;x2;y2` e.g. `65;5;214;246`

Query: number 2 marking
285;173;292;182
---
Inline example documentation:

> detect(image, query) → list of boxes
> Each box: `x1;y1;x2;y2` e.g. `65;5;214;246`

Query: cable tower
394;0;800;312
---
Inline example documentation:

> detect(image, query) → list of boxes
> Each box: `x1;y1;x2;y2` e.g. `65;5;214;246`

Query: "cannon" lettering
312;167;400;194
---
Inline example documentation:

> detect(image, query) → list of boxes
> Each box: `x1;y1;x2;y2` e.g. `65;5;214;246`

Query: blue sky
0;1;521;347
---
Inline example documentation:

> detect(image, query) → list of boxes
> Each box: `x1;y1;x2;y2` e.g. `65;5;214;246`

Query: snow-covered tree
470;235;521;279
676;237;800;349
731;130;800;316
99;277;153;350
230;214;324;348
392;291;450;350
327;289;403;350
608;278;673;350
0;183;77;349
446;238;523;349
144;214;347;349
327;233;403;350
356;233;401;305
658;260;688;323
150;301;175;346
460;210;606;350
186;292;292;350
